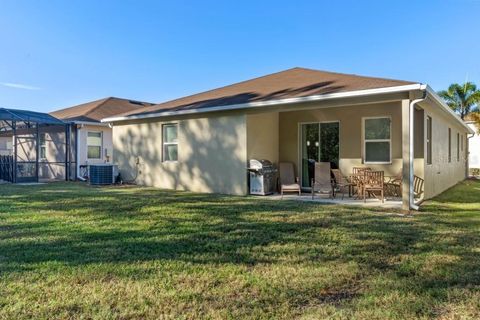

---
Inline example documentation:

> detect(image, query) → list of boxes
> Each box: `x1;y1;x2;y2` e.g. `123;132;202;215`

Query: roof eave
102;83;425;123
70;120;109;126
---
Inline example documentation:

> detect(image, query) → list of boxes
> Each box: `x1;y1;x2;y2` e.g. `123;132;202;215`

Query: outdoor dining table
348;170;395;199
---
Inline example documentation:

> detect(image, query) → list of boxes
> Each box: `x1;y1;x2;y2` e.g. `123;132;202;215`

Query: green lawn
0;180;479;319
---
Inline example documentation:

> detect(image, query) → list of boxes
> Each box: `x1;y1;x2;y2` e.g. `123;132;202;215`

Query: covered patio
266;193;403;209
246;92;428;211
0;108;76;183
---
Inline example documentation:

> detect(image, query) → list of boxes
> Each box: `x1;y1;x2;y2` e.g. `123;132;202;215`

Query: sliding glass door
300;122;339;188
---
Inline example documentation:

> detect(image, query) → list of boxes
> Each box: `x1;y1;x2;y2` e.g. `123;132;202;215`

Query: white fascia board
101;83;424;123
72;121;109;127
425;86;475;134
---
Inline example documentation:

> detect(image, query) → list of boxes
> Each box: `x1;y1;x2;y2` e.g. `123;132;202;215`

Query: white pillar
402;99;412;211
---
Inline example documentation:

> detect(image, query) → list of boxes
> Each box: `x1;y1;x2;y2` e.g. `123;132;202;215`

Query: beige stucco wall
113;113;247;195
278;101;419;182
246;112;279;164
420;100;469;199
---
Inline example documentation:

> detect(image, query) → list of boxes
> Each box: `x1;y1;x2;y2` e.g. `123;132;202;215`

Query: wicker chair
311;162;334;199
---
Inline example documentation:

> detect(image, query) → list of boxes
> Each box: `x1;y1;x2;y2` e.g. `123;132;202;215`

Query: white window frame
362;116;392;164
162;123;178;162
448;128;452;163
426;115;432;165
87;131;103;160
457;132;460;162
39;133;47;160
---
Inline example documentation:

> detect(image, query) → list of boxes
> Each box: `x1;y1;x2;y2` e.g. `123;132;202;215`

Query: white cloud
0;82;41;90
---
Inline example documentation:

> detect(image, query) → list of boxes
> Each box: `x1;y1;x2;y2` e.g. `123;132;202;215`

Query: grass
0;180;479;319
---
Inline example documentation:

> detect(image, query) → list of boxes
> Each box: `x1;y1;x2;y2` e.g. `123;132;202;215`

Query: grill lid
249;159;273;169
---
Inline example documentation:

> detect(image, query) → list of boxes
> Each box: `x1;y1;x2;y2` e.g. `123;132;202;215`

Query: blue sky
1;0;479;113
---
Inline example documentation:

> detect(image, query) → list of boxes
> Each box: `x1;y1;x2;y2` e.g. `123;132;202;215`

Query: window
461;134;464;152
363;117;391;163
163;124;178;162
39;133;46;159
87;132;102;159
457;132;460;161
448;128;451;163
426;116;432;165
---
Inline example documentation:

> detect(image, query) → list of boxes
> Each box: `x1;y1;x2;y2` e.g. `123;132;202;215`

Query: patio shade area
0;108;76;183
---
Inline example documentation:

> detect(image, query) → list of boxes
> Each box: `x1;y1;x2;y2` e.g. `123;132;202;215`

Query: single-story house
48;97;154;179
465;114;479;174
102;67;474;211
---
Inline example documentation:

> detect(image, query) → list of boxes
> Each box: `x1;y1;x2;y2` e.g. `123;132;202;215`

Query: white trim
72;121;109;127
39;132;47;161
426;114;432;165
448;127;452;163
87;131;103;160
102;84;425;123
362;116;392;164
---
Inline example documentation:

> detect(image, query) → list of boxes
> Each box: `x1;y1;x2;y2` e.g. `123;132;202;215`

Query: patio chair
351;167;372;198
384;172;402;197
311;162;334;199
363;170;384;203
331;169;354;199
279;162;301;198
413;175;424;200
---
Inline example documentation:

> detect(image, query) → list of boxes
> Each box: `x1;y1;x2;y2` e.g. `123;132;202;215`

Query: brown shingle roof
116;67;416;119
50;97;154;123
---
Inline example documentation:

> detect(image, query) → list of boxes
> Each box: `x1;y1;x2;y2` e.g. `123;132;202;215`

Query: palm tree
438;82;480;120
468;112;480;134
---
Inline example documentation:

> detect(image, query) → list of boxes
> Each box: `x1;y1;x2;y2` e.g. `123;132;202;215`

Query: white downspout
409;89;427;210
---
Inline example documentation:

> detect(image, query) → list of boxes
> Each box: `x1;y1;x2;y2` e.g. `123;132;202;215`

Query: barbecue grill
247;159;277;195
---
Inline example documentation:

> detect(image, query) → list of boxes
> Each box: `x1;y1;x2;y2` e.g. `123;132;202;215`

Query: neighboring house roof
109;67;415;120
50;97;154;123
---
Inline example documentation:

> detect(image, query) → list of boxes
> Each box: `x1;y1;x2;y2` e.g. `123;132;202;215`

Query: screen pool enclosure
0;108;76;183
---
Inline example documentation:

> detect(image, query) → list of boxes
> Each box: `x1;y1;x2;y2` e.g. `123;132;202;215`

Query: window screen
87;132;102;159
364;117;391;163
163;124;178;162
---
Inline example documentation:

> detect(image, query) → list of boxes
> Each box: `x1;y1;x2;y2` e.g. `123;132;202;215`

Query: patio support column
35;123;39;182
401;99;412;212
65;124;70;181
13;121;17;183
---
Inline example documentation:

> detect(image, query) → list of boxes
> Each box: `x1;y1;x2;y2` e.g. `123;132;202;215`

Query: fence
0;155;13;182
